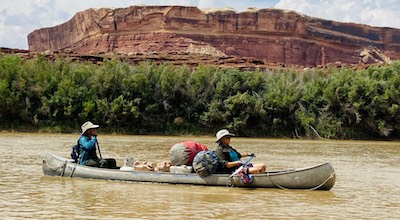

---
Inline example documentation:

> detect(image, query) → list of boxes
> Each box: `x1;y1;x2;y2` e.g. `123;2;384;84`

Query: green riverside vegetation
0;54;399;139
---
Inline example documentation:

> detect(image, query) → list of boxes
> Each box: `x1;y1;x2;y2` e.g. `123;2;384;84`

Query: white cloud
0;0;67;49
0;0;398;49
274;0;400;28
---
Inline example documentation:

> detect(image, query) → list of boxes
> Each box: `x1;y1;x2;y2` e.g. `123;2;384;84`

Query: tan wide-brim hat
81;121;99;134
215;129;235;143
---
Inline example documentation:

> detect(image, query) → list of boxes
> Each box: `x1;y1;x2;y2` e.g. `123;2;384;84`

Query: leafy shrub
0;53;399;139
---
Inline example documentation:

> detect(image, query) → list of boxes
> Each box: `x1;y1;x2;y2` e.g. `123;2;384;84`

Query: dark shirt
215;144;242;173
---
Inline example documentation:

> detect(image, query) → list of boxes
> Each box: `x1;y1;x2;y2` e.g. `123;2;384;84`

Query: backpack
71;139;81;163
192;150;220;177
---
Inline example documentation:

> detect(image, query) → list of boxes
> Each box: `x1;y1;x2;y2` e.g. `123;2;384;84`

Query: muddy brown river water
0;132;399;219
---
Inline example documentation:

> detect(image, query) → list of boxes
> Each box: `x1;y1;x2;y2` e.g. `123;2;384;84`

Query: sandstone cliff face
28;6;400;67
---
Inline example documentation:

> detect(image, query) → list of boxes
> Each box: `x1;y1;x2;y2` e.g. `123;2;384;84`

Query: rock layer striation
28;6;400;67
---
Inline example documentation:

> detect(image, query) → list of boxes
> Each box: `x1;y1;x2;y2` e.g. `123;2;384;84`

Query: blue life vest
229;150;240;162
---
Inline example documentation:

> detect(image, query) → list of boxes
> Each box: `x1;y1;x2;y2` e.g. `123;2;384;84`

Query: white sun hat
215;129;235;143
81;121;99;134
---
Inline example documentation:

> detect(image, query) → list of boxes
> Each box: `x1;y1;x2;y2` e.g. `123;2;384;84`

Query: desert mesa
27;5;400;67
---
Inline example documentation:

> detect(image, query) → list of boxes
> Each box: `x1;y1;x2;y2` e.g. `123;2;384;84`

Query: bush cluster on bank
0;54;399;139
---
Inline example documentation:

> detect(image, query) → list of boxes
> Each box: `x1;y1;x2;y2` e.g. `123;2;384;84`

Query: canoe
42;153;336;190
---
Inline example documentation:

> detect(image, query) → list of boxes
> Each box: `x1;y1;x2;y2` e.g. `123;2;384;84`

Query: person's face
220;136;231;145
87;128;97;136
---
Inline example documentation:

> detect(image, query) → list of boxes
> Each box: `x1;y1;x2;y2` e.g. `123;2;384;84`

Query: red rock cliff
27;6;400;67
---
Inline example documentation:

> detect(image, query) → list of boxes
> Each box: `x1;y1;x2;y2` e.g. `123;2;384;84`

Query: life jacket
70;137;97;163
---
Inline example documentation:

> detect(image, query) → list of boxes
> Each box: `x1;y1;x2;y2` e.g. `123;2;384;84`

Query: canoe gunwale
42;153;335;190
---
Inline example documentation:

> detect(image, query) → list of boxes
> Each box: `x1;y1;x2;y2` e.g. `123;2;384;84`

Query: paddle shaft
229;155;254;178
96;141;102;159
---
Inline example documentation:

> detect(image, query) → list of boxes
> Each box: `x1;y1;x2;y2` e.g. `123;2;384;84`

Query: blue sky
0;0;399;49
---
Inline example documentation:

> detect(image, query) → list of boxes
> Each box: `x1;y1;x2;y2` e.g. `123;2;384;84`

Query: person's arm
79;136;97;150
225;149;253;168
215;147;242;169
215;147;230;169
226;161;242;168
244;153;255;157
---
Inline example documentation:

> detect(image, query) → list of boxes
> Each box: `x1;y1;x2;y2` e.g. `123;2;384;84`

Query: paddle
229;155;254;179
94;139;102;159
93;134;102;159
